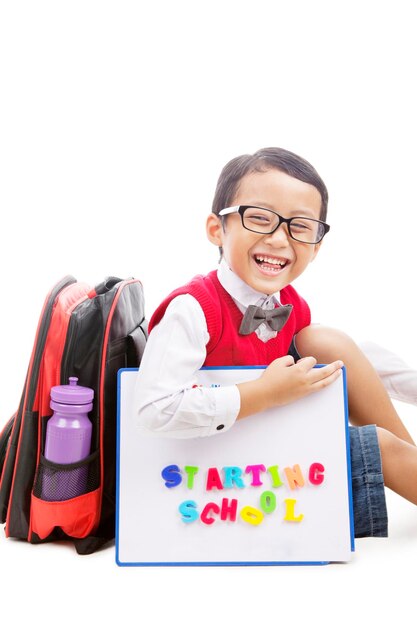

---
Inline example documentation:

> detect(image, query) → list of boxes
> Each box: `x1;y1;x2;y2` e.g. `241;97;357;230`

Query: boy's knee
376;426;403;460
376;426;390;451
296;325;355;359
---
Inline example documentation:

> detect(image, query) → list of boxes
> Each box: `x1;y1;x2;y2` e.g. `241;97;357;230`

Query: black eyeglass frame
218;205;330;244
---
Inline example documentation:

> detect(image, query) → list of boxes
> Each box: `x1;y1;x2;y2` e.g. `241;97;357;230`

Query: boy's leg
295;325;415;445
378;427;417;505
349;425;388;537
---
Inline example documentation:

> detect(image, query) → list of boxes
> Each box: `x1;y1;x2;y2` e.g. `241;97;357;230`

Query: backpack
0;275;147;555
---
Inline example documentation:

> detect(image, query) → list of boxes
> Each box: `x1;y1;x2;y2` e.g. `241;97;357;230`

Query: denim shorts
349;424;388;537
288;339;388;538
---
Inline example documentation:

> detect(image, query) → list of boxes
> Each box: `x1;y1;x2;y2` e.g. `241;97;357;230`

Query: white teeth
256;255;286;266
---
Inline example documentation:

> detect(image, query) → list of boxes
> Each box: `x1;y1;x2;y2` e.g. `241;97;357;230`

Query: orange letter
284;464;305;490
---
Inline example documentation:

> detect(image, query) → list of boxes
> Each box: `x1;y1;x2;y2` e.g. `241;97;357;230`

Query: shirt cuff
207;384;241;436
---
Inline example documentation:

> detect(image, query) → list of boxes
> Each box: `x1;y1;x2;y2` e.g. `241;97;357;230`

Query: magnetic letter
245;464;266;487
201;502;220;525
179;500;199;523
161;464;182;488
223;466;245;489
284;464;305;490
284;498;304;522
260;490;276;514
184;466;199;489
309;462;325;486
220;498;238;522
267;465;284;488
240;506;264;526
206;467;224;491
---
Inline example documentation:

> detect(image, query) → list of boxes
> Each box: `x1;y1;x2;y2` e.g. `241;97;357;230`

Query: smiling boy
204;165;342;420
212;168;324;294
135;147;417;538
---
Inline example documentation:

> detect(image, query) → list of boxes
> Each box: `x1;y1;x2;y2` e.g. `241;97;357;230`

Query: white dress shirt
134;262;417;439
134;260;282;439
358;341;417;404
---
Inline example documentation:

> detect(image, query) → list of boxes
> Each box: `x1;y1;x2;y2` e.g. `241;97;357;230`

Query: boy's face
207;169;323;295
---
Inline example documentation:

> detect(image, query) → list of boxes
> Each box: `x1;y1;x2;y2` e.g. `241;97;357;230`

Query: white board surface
116;367;354;565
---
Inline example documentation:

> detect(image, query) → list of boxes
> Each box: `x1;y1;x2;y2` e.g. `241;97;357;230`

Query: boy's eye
250;214;271;223
245;209;275;226
290;220;314;232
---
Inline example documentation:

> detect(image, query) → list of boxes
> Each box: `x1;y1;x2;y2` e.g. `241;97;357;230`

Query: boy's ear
206;213;224;247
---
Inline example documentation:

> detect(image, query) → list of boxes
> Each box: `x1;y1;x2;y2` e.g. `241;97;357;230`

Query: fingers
306;360;344;389
296;357;343;374
261;355;344;408
272;355;295;367
295;356;317;370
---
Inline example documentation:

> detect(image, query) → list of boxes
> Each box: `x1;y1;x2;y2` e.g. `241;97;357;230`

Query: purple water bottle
42;377;94;501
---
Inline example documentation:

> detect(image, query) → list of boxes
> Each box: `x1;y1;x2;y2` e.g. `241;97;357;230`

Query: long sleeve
134;294;240;438
360;341;417;405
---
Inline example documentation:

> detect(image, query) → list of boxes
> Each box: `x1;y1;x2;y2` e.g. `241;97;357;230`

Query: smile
254;254;289;274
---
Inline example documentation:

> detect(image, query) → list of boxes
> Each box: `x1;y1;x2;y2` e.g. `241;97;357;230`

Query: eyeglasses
219;205;330;244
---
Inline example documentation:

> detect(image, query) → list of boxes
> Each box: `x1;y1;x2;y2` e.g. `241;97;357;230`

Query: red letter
220;498;238;522
206;467;224;491
245;464;266;486
201;502;220;525
309;462;325;485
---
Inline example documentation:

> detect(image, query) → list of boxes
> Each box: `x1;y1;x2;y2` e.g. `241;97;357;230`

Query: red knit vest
149;271;311;367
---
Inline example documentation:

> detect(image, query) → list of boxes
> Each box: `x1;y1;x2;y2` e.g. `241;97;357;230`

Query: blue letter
161;464;182;488
223;466;245;489
179;500;199;523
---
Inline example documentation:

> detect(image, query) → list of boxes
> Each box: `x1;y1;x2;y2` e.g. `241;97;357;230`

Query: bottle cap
50;377;94;405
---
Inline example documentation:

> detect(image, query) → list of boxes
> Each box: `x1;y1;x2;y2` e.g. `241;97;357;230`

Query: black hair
211;147;328;222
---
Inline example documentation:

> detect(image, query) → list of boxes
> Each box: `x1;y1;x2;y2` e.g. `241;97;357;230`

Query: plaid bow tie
239;304;293;335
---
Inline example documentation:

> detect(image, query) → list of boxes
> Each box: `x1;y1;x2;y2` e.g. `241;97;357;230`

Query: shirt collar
217;258;281;310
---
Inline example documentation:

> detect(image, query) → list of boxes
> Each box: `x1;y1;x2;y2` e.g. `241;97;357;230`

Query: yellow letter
284;498;304;522
240;506;264;526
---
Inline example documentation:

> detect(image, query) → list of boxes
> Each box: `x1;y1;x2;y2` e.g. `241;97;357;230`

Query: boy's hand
237;355;344;420
259;355;344;407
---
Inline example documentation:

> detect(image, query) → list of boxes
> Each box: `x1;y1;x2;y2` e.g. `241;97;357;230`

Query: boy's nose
263;224;291;246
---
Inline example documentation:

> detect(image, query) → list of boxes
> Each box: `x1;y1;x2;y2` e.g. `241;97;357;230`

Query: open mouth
254;254;289;274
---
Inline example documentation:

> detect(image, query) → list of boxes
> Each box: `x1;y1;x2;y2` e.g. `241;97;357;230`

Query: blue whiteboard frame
115;366;354;566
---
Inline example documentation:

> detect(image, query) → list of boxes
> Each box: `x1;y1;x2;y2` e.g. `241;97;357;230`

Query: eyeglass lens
242;207;325;243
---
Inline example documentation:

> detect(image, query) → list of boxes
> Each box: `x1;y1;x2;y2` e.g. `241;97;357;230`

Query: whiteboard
116;367;354;566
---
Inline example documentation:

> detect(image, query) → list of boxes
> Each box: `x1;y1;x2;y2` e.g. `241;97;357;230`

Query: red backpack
0;275;147;554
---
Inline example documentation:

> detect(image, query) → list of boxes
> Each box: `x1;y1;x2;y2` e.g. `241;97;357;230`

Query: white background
1;1;417;624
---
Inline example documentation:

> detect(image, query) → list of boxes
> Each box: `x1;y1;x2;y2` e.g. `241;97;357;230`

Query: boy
135;147;417;538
